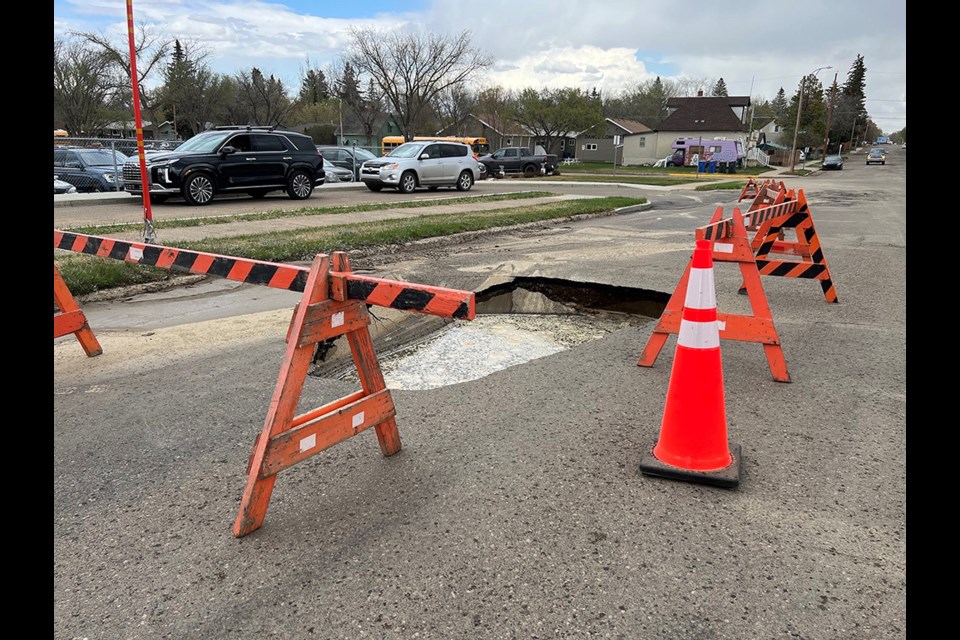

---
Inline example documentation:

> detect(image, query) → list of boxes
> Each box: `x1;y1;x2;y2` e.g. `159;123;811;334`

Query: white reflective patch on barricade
685;267;717;310
299;433;316;453
678;319;721;349
714;242;734;254
129;246;143;261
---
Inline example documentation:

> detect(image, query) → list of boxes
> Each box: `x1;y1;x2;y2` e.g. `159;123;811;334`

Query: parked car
322;157;354;183
866;148;886;165
316;145;379;181
53;147;128;192
821;154;844;171
122;126;325;205
54;176;77;194
359;140;480;194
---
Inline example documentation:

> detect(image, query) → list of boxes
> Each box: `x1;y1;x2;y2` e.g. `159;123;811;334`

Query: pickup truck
477;147;559;178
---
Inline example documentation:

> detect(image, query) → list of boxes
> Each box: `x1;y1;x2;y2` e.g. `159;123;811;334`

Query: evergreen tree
711;77;729;97
829;54;868;150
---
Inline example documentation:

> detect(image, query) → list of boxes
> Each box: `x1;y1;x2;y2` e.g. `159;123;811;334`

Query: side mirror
419;153;430;160
221;146;237;156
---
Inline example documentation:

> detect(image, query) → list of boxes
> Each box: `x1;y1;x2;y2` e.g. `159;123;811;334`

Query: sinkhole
310;276;670;390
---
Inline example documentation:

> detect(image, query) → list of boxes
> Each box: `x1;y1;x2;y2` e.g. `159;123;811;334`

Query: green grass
56;194;646;297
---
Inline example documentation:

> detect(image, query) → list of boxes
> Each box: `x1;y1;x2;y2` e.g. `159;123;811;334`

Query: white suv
359;140;480;194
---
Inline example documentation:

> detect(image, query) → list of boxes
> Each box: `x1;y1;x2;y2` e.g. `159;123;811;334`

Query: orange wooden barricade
53;265;102;357
638;206;790;382
741;189;839;303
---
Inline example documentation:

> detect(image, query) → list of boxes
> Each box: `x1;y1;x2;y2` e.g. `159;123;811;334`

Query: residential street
54;150;907;639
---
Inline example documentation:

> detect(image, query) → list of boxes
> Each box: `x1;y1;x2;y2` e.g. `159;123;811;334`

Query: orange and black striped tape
54;230;474;319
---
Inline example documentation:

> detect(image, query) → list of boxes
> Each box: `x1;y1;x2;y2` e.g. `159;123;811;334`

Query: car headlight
104;173;117;183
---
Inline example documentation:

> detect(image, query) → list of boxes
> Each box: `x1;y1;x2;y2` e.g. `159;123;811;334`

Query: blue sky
53;0;907;134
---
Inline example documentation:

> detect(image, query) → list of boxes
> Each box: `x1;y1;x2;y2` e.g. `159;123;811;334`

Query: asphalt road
54;147;907;639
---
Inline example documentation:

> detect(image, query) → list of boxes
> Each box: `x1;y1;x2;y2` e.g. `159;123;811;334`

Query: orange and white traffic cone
639;239;741;487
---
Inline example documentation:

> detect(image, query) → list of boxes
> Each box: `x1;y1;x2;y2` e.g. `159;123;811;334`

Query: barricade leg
53;265;102;357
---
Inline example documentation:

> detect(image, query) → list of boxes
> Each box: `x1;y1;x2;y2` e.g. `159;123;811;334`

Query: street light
789;65;831;174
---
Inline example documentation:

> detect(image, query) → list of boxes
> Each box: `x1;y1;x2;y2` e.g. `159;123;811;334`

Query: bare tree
432;85;476;136
343;28;493;140
72;23;172;136
54;38;118;135
473;85;514;149
232;68;296;126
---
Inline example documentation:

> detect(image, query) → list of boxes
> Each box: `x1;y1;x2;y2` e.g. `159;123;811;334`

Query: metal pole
821;72;838;158
126;0;156;244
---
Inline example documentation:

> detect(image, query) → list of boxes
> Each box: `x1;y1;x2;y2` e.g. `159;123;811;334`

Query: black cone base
640;443;741;488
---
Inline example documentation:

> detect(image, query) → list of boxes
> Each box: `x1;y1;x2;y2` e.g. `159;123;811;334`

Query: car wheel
456;170;474;192
523;165;537;178
182;173;215;205
286;169;313;200
398;171;417;194
90;184;105;193
365;183;383;192
248;189;269;199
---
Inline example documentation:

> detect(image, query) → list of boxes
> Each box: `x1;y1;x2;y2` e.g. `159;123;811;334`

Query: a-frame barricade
737;178;760;202
741;188;839;303
53;265;102;357
234;251;410;537
53;231;476;537
638;206;791;383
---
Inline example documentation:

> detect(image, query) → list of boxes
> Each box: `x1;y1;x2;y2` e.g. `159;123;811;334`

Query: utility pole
821;72;838;158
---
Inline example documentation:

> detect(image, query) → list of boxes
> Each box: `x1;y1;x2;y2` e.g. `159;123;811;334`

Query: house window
559;140;565;149
638;138;645;148
586;143;597;151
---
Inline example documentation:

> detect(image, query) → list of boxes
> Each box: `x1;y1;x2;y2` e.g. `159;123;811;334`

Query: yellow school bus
381;135;490;158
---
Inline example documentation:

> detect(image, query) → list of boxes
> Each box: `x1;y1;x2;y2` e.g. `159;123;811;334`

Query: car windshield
174;131;233;153
387;143;428;159
78;149;126;166
353;148;377;161
869;149;883;156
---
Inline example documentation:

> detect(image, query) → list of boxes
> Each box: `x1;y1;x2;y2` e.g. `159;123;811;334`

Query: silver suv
359;140;479;194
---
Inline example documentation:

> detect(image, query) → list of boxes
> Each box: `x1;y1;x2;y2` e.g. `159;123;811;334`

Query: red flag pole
126;0;156;243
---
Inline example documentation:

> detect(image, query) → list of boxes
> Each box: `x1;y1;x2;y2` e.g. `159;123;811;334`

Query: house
96;120;179;141
578;118;655;165
620;92;751;166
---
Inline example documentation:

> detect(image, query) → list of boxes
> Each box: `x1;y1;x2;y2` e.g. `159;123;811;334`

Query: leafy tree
342;28;493;140
711;78;729;97
603;76;673;128
508;87;606;155
784;73;828;153
54;37;117;135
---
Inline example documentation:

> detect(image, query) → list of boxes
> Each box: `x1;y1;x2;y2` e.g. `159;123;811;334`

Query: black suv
54;147;128;192
122;126;325;205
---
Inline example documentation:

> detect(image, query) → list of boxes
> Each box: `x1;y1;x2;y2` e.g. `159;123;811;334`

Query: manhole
311;277;669;390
